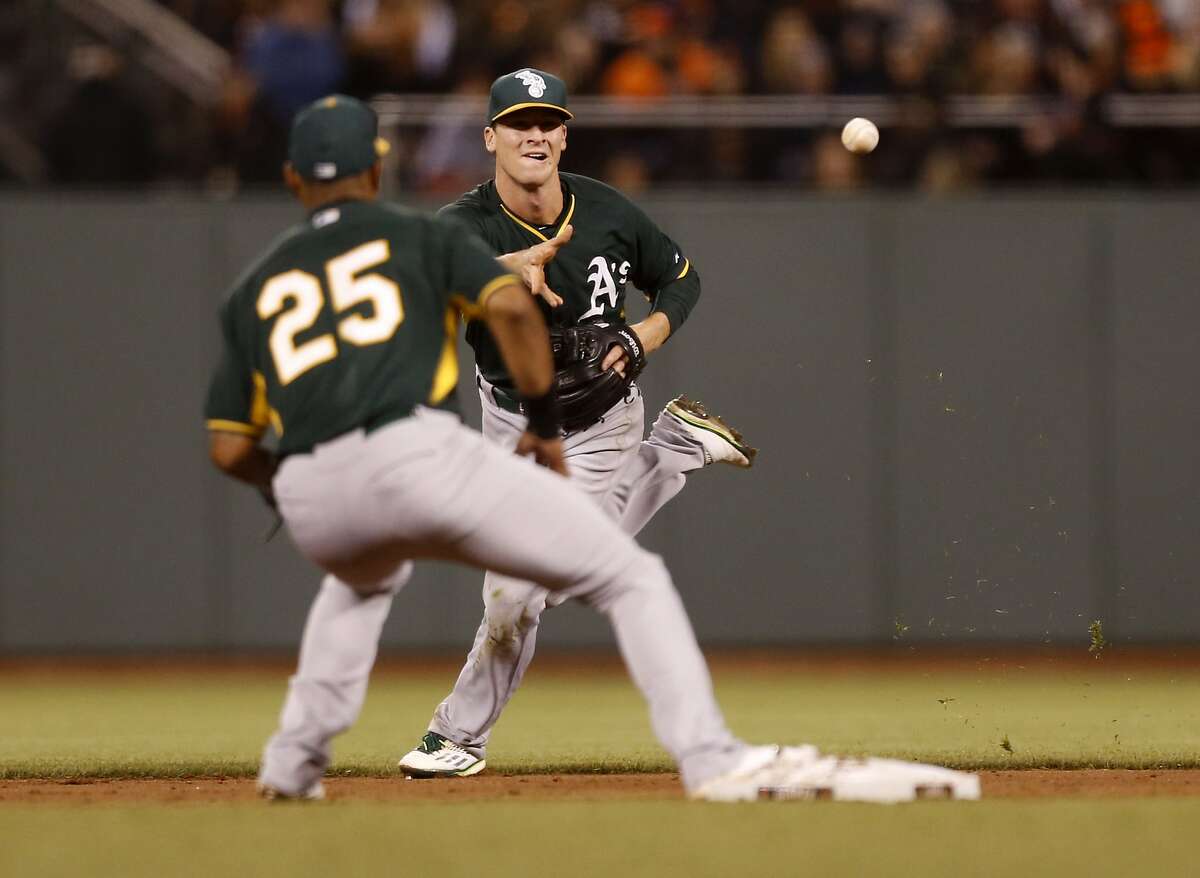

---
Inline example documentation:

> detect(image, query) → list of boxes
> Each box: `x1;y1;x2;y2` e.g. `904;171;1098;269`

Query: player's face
486;110;568;188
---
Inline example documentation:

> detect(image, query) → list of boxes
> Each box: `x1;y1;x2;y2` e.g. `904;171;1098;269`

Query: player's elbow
208;431;258;476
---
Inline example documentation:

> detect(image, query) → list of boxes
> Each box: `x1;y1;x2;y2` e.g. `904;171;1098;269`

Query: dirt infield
3;770;1200;805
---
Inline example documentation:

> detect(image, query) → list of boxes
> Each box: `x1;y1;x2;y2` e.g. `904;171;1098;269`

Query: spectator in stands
342;0;457;94
811;131;862;191
226;0;345;183
601;3;672;98
243;0;344;119
16;0;1200;190
761;7;833;95
1118;0;1176;89
836;14;890;94
604;151;652;193
410;70;493;194
44;45;156;186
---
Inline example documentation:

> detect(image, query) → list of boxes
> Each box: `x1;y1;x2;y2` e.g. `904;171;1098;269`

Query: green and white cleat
398;731;487;778
664;396;757;468
690;745;980;803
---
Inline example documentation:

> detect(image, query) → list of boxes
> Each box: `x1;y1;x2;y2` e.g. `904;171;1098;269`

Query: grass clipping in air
1089;620;1107;657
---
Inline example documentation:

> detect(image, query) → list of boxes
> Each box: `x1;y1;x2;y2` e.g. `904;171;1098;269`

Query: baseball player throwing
397;69;761;779
203;94;979;803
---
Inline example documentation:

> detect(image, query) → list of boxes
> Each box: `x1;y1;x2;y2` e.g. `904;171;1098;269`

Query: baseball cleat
398;731;487;778
690;745;980;803
257;780;327;802
664;396;757;468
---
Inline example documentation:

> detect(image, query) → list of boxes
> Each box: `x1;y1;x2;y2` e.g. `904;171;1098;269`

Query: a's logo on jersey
514;69;547;98
581;256;631;321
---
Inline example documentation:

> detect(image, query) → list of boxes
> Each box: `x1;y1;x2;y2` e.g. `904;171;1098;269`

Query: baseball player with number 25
397;68;760;779
206;94;979;803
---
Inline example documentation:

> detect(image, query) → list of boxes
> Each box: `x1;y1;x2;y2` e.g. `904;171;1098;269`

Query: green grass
2;661;1198;778
2;800;1198;878
3;660;1197;878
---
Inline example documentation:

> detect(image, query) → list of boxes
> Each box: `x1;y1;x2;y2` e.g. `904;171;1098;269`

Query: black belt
478;375;524;415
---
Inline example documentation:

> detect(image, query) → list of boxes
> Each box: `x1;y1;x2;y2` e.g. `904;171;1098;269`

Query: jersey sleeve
430;215;519;320
629;202;701;334
204;298;269;438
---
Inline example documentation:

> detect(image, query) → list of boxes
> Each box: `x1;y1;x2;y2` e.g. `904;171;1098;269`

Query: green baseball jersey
439;172;700;391
205;199;515;455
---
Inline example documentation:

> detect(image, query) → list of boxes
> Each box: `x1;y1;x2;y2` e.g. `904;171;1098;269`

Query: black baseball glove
549;321;647;433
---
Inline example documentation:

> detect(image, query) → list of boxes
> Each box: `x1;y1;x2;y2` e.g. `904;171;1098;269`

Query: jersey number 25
256;240;404;385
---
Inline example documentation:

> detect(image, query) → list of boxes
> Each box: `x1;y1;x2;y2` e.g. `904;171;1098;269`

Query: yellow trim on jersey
429;306;460;405
500;204;547;241
675;258;691;280
491;102;573;122
206;419;265;437
500;194;576;243
250;372;271;429
450;273;520;321
449;293;476;320
478;274;519;309
557;194;576;237
250;371;284;436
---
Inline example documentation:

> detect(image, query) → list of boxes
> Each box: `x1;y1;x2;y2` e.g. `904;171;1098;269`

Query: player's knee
482;587;544;654
375;560;413;594
631;550;672;594
324;546;412;596
485;584;546;619
584;548;673;612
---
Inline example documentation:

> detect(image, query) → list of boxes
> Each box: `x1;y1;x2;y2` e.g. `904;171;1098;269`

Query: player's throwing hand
505;224;573;307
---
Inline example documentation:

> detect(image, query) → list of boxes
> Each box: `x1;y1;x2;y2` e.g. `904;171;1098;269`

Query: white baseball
841;118;879;154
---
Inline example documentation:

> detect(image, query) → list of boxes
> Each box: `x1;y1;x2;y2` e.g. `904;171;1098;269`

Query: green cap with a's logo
288;94;391;182
487;69;573;124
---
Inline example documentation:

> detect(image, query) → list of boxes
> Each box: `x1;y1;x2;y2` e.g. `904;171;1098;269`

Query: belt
478;375;524;415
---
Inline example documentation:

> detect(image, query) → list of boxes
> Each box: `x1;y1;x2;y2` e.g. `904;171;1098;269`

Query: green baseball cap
487;69;573;125
288;94;390;182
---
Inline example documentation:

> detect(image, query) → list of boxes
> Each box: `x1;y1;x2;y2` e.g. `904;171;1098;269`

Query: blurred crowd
8;0;1200;190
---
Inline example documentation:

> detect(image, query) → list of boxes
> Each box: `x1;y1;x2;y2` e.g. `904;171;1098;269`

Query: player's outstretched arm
497;225;573;308
484;283;567;475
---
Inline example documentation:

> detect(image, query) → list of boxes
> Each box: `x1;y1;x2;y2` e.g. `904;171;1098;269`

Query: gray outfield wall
0;193;1195;651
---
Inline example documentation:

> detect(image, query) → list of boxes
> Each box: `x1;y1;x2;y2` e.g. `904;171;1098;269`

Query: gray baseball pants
427;374;707;757
259;407;744;795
